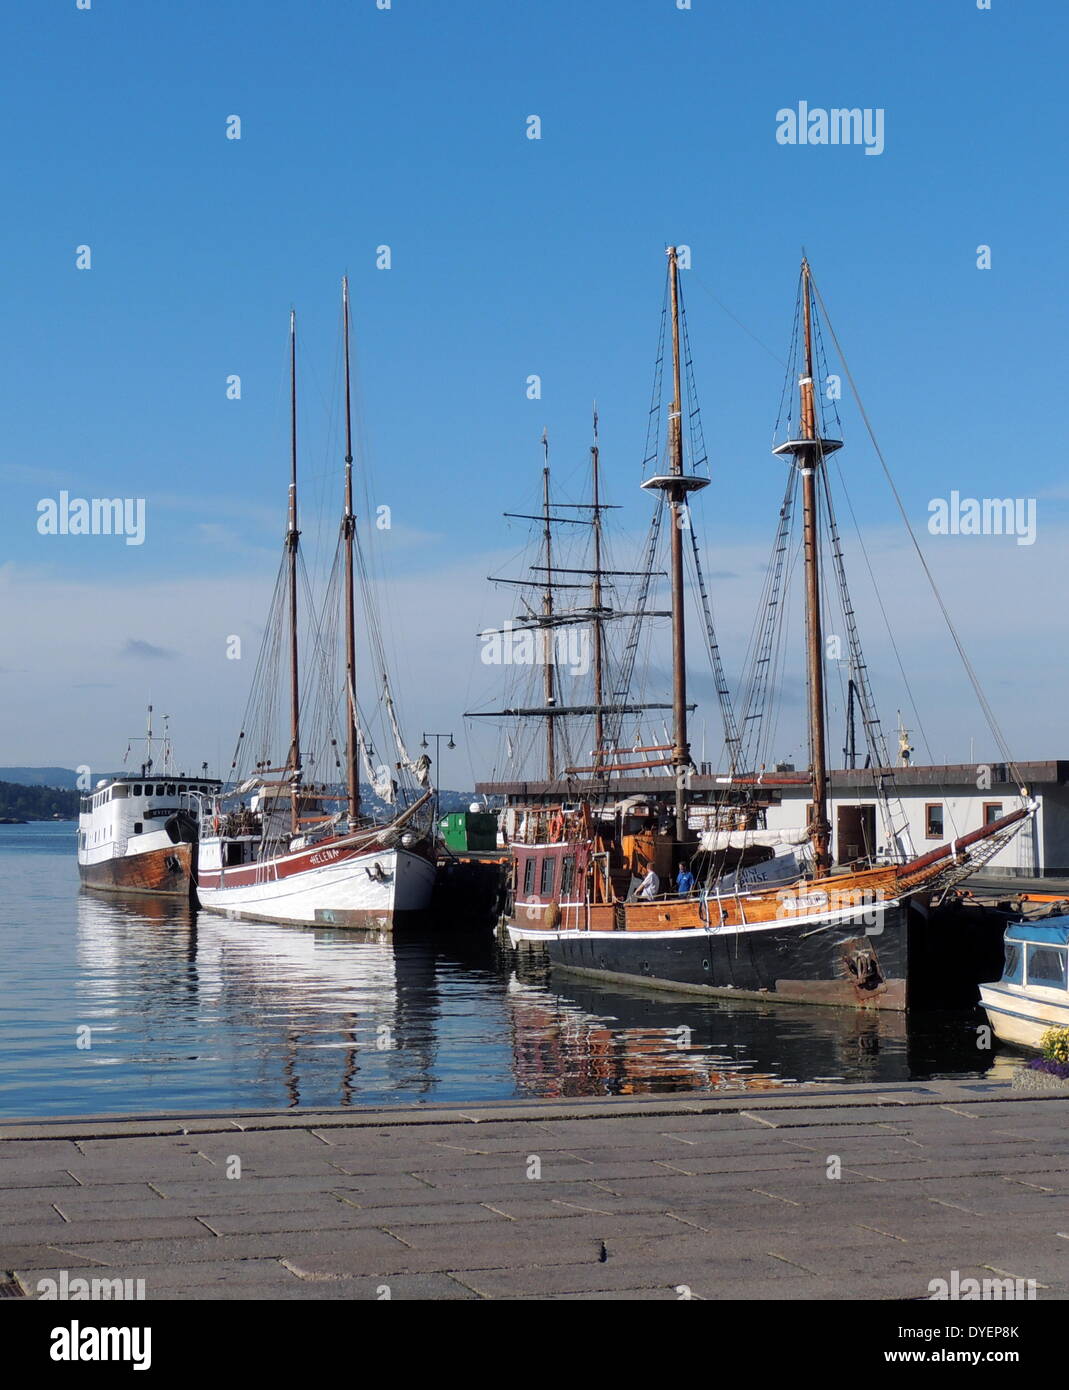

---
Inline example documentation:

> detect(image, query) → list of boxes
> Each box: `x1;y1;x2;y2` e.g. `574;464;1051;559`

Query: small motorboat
979;918;1069;1049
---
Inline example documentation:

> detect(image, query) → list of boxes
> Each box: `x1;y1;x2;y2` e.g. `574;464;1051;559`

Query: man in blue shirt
676;861;695;895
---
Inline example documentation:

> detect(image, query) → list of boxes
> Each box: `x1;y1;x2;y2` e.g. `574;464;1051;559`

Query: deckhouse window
522;857;535;895
1002;942;1023;984
166;784;176;796
540;857;556;896
561;856;575;897
133;785;142;796
1026;945;1068;990
924;804;944;839
112;784;129;799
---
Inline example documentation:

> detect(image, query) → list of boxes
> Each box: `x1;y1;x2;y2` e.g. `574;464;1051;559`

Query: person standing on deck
635;864;660;901
676;861;695;895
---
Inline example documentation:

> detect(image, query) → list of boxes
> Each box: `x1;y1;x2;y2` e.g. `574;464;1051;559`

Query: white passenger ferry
77;712;221;897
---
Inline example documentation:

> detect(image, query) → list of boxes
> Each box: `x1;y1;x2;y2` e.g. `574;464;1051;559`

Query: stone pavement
2;1080;1068;1300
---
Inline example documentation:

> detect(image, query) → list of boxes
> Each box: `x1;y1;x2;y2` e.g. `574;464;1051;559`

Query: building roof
476;761;1068;801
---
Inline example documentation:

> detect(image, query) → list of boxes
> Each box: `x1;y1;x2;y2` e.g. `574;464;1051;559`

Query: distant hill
0;780;80;821
0;768;123;790
0;769;487;821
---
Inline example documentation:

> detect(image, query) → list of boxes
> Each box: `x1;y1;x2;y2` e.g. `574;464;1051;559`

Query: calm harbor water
0;822;1016;1119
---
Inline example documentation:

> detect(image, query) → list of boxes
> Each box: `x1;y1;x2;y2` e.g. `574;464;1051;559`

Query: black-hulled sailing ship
478;248;1034;1009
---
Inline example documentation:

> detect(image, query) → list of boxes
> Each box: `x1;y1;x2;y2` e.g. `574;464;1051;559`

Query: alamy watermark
928;491;1036;547
928;1269;1036;1301
37;491;146;546
480;620;590;677
776;102;884;156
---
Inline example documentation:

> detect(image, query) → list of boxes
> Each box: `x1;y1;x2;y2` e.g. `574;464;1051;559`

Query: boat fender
545;900;561;929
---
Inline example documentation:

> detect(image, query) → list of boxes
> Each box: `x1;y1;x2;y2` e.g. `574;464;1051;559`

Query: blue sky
1;0;1066;780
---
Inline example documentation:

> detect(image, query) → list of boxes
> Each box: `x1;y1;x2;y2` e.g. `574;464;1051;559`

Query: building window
925;804;944;839
560;856;575;898
540;856;556;896
522;856;535;895
1026;945;1067;990
983;802;1004;826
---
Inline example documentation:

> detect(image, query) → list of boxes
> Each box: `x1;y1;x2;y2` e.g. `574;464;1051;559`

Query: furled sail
699;827;810;852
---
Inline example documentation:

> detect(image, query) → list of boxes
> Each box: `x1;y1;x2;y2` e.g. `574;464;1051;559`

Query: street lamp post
420;731;455;834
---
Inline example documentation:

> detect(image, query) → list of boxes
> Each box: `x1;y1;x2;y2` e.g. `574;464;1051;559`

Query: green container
440;811;498;852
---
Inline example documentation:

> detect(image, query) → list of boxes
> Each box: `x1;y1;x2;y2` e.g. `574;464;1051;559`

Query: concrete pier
3;1081;1068;1300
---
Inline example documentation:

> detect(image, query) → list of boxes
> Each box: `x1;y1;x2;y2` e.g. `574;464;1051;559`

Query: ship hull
196;840;436;930
78;841;193;898
507;896;1009;1012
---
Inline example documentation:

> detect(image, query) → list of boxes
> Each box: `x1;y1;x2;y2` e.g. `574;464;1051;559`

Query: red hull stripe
198;836;392;889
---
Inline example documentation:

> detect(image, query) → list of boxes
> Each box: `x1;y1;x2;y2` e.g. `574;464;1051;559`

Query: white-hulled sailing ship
77;708;221;897
479;249;1035;1010
196;281;436;929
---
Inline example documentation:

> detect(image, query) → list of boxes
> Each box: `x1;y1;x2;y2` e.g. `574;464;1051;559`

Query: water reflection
0;826;1017;1118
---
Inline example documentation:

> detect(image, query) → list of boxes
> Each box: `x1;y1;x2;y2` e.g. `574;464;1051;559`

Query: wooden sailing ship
486;249;1035;1010
196;281;436;929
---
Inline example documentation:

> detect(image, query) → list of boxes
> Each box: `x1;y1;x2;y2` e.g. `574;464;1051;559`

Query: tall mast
590;405;604;773
771;258;842;876
640;247;708;842
667;248;690;841
341;277;360;827
287;309;301;834
799;260;830;875
541;429;556;782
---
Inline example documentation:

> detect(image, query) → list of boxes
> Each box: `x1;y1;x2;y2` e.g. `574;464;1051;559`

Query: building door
837;804;876;864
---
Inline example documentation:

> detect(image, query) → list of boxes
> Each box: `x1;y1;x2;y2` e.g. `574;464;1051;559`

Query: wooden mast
772;260;840;876
541;430;556;782
799;259;830;875
341;276;360;828
287;309;301;834
590;405;604;774
667;247;690;842
638;248;709;841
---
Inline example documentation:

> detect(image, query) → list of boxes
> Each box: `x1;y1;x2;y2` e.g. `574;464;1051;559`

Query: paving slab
3;1081;1069;1299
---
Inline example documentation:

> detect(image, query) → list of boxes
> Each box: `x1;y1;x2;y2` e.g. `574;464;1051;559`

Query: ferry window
924;804;944;839
561;856;575;897
133;822;143;835
133;785;142;796
540;856;556;896
1026;945;1067;990
523;857;535;895
166;784;176;796
112;784;129;799
1002;942;1023;984
983;802;1004;826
